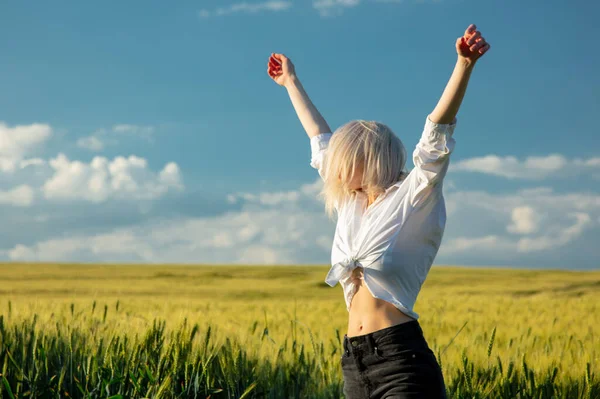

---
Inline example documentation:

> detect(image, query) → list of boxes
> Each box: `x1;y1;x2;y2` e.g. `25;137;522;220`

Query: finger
470;42;482;52
269;66;281;76
269;55;281;66
472;39;486;52
467;31;481;45
269;59;280;69
274;53;288;64
269;56;282;67
467;31;480;45
269;64;282;74
457;36;468;49
272;53;284;64
464;24;476;37
479;43;490;54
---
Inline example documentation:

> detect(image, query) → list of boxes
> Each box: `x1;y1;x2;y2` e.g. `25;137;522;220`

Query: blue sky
0;0;598;269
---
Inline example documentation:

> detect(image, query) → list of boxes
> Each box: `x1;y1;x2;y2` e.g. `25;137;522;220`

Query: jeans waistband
343;320;424;356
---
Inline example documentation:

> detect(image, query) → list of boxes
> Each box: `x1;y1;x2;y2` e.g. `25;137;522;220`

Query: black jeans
341;320;447;398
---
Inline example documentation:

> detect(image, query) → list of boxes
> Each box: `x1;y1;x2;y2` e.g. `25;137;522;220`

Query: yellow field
1;262;598;382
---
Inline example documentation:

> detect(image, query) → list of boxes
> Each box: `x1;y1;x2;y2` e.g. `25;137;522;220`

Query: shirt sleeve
309;132;333;180
411;115;457;185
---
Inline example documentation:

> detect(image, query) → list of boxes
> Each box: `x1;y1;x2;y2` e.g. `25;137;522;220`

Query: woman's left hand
456;24;490;64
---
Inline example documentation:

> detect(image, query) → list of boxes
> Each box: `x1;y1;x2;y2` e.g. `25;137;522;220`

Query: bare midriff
346;267;415;338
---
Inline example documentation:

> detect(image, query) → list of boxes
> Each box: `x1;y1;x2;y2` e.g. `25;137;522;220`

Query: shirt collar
354;178;403;207
355;178;404;197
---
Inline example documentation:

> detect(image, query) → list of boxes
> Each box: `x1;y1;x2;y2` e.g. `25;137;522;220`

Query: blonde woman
268;24;490;399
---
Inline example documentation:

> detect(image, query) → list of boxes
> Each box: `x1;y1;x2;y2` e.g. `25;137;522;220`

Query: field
0;263;598;398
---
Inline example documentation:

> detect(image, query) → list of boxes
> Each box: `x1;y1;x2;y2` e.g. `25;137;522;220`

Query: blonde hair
318;120;408;220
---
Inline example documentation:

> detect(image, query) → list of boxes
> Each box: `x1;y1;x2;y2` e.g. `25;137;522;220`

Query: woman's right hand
268;53;296;87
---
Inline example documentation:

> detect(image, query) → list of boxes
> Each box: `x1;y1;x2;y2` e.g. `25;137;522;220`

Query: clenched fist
267;53;297;87
456;24;490;64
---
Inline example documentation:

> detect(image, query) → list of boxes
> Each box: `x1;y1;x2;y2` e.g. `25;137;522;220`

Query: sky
0;0;598;269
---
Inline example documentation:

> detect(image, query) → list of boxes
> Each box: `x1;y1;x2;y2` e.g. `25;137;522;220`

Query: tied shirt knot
325;256;362;287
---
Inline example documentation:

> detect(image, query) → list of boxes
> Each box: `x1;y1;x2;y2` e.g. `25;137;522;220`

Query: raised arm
268;53;332;138
409;25;491;193
428;24;490;124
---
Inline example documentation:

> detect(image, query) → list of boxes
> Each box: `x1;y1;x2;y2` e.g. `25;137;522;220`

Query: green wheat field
0;263;598;398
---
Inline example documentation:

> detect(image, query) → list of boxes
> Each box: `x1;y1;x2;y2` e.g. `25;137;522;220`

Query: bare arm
268;53;332;138
285;77;332;138
429;24;491;124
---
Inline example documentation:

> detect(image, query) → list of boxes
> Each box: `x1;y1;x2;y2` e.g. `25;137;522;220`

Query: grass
0;262;598;398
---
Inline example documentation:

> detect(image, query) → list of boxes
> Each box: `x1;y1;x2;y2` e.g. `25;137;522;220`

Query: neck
367;193;378;207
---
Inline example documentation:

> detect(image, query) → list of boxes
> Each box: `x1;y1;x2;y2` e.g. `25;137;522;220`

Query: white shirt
309;115;457;320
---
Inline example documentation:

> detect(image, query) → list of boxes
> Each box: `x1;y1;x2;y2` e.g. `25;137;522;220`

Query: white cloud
443;209;593;257
77;135;104;151
313;0;360;16
226;194;237;204
442;235;510;255
229;189;300;206
1;124;597;269
452;154;600;180
313;0;418;17
19;158;46;169
6;231;156;262
0;122;52;172
42;154;183;202
584;158;600;167
5;179;331;264
0;185;35;207
0;121;182;206
77;125;154;152
199;1;292;17
517;212;591;252
158;163;182;188
507;206;540;235
198;0;438;19
441;186;600;260
4;172;599;268
446;187;600;217
112;124;154;141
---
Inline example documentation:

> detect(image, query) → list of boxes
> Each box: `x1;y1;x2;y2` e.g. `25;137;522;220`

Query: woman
268;24;490;399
